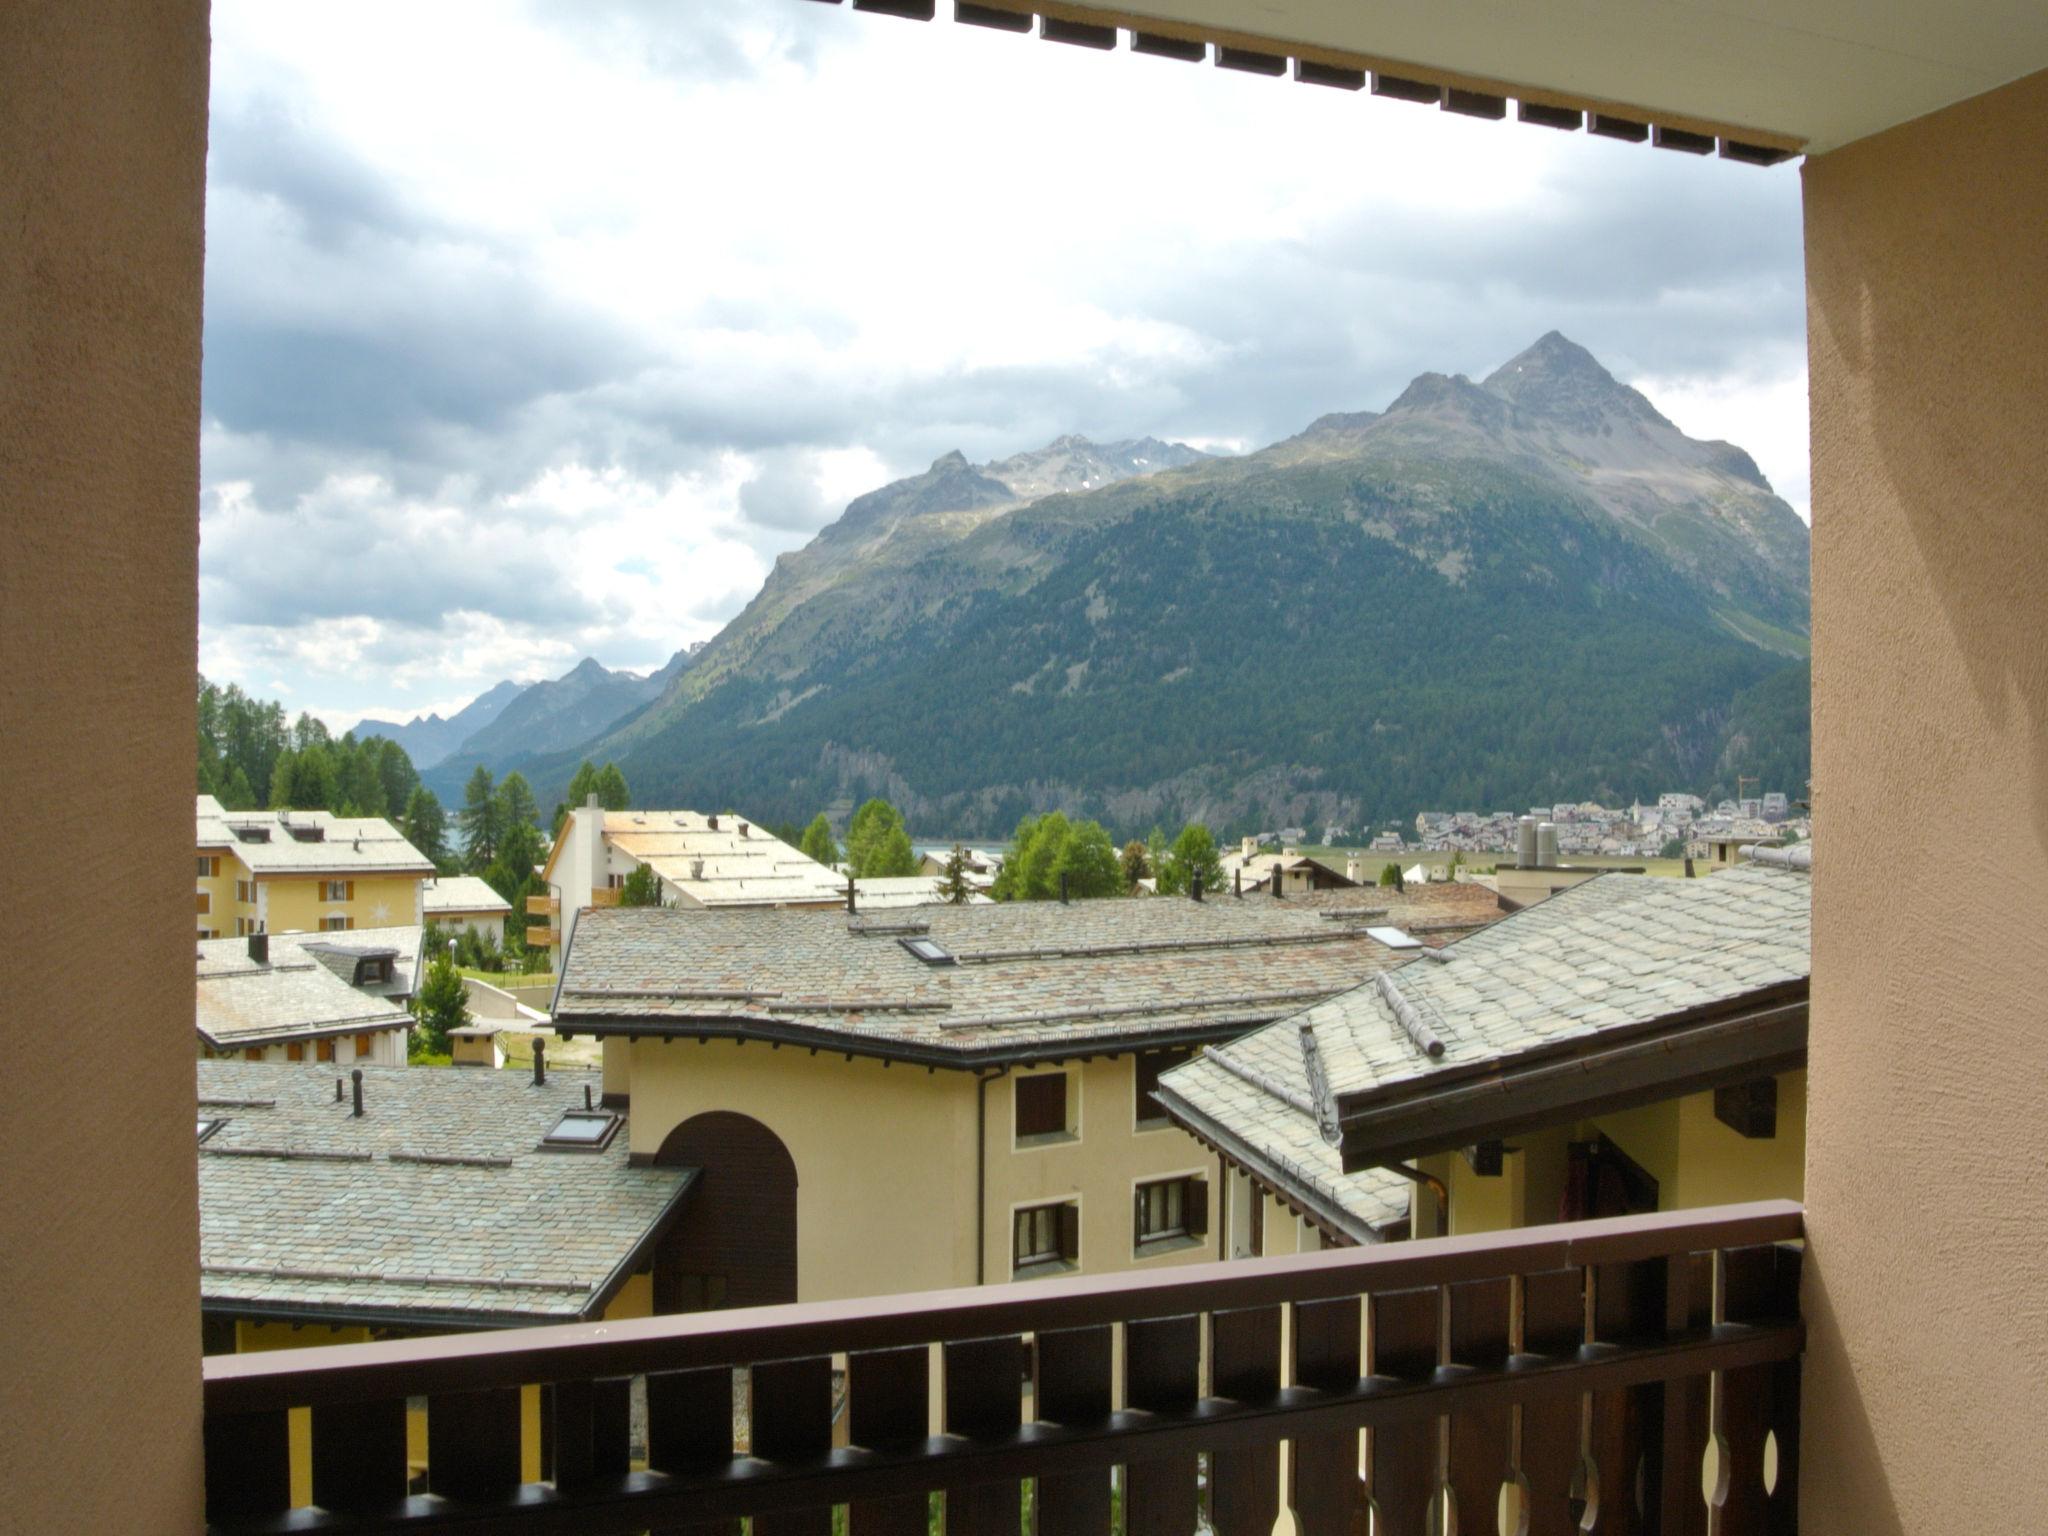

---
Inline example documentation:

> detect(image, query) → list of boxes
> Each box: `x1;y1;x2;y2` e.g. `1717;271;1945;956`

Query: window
360;957;392;984
285;1042;304;1062
243;1047;264;1062
288;825;325;843
1013;1201;1079;1274
195;891;210;914
354;1033;373;1058
320;916;353;932
1134;1176;1209;1249
1014;1072;1071;1144
233;826;270;844
320;879;353;902
236;879;252;903
197;1118;224;1143
197;855;219;878
540;1109;622;1152
1133;1048;1194;1129
316;1038;335;1063
899;937;956;965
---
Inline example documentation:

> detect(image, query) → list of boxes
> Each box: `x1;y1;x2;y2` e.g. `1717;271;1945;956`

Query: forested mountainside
472;335;1813;836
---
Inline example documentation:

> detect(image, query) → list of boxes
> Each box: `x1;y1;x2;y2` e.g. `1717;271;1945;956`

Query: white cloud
199;0;1808;722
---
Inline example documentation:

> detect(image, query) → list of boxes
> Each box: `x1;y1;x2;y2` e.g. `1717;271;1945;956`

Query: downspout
1379;1161;1450;1238
974;1065;1012;1285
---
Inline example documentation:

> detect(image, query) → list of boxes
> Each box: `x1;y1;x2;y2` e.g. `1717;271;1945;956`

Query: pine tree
459;766;500;871
799;814;841;867
619;863;668;907
593;762;630;809
845;799;917;878
411;951;467;1058
402;786;449;864
496;772;540;834
939;844;973;903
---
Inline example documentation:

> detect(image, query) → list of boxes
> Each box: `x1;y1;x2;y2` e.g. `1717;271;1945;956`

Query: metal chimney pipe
1191;873;1203;903
532;1037;547;1087
335;1076;343;1103
1517;817;1539;868
1272;866;1285;899
1537;822;1560;868
584;1084;593;1110
1059;873;1069;905
845;879;857;914
350;1069;363;1118
247;931;268;964
1234;869;1242;898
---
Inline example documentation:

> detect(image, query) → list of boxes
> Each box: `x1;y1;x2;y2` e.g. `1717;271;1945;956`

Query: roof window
232;826;270;843
1365;926;1422;949
900;937;957;966
540;1109;621;1152
197;1118;225;1143
287;825;325;843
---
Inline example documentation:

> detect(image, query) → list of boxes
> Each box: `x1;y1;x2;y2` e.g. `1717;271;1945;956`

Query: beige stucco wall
1801;65;2048;1533
627;1039;981;1301
981;1057;1225;1281
0;3;211;1531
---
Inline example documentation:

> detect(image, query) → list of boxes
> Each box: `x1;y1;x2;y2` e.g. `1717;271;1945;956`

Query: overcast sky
200;0;1809;729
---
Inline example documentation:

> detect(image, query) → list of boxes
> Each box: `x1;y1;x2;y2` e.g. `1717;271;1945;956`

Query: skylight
540;1109;620;1152
198;1118;224;1143
1365;926;1423;949
900;937;957;966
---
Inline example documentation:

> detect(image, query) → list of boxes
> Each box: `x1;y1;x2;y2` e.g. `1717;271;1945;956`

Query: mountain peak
1482;332;1667;431
929;449;972;472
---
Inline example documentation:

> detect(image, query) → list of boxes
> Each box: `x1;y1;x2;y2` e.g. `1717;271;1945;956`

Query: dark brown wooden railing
202;1200;1803;1534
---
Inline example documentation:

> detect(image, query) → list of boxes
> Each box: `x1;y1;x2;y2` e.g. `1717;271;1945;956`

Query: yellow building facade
196;796;432;940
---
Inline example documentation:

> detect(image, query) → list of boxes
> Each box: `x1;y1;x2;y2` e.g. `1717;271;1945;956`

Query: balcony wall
201;1202;1802;1534
1802;62;2048;1533
1;4;213;1533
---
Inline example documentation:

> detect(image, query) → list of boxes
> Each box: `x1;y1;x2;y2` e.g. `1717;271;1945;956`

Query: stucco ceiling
925;0;2048;153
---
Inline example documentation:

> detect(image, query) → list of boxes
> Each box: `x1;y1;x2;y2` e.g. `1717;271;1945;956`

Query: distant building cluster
1406;789;1807;860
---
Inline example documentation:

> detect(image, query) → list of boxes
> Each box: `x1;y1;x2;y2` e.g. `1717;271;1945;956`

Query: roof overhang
554;1010;1294;1070
823;0;2048;156
1333;982;1809;1175
1156;1082;1391;1246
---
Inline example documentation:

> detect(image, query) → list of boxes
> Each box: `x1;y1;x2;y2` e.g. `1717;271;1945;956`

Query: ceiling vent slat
1371;73;1444;105
1517;101;1584;131
1445;88;1508;120
1652;125;1717;154
1588;113;1651;142
1130;32;1206;62
956;2;1032;31
1292;59;1365;91
1217;46;1287;77
1040;15;1117;48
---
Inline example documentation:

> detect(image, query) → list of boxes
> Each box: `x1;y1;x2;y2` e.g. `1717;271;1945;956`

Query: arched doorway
652;1111;798;1312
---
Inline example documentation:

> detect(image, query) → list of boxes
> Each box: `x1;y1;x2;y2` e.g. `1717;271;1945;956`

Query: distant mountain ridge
423;341;1812;834
353;680;523;769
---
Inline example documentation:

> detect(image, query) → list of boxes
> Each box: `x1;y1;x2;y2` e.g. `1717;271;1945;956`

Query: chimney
1059;873;1069;905
1233;869;1242;898
350;1069;363;1118
1242;836;1257;860
584;1084;594;1110
846;879;857;914
1537;822;1560;868
1271;868;1285;899
737;820;748;838
1517;816;1539;868
1191;873;1203;903
587;792;599;809
334;1076;343;1103
1346;854;1364;885
708;814;720;832
532;1037;547;1087
247;931;269;965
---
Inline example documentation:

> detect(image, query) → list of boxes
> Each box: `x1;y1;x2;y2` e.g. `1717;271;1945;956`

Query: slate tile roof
552;894;1448;1064
197;1061;693;1326
196;935;417;1050
1158;865;1811;1239
196;795;434;876
422;875;514;917
596;811;847;907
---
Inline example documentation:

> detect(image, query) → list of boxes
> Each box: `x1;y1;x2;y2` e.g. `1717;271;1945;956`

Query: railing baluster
310;1395;408;1514
1036;1325;1115;1532
944;1336;1025;1534
425;1384;522;1502
847;1345;933;1536
1447;1275;1514;1536
1124;1314;1202;1535
1590;1252;1660;1534
1520;1268;1587;1535
1208;1305;1283;1536
1657;1252;1714;1536
1720;1244;1801;1535
549;1375;632;1491
1291;1294;1364;1535
752;1355;837;1536
1366;1287;1436;1535
203;1407;292;1526
646;1365;739;1536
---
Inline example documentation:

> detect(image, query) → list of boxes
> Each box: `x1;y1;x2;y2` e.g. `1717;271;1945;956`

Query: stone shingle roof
196;938;416;1050
596;810;846;907
1158;865;1811;1240
196;795;434;876
197;1061;694;1326
552;895;1441;1065
422;875;513;917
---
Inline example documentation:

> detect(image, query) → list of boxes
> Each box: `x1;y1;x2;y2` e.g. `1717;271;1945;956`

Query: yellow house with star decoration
197;795;434;941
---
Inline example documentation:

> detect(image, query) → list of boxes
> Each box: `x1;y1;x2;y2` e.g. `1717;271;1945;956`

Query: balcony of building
527;896;561;919
202;1202;1800;1533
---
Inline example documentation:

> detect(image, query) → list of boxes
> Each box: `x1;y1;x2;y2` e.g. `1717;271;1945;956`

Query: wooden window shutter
316;1038;335;1063
1185;1179;1209;1237
1015;1074;1067;1139
286;1042;304;1062
1057;1203;1080;1264
345;879;355;901
356;1033;372;1057
1132;1186;1146;1247
244;1047;263;1062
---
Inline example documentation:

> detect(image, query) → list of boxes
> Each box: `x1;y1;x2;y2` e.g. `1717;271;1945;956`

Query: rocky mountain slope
353;680;524;769
473;336;1813;834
